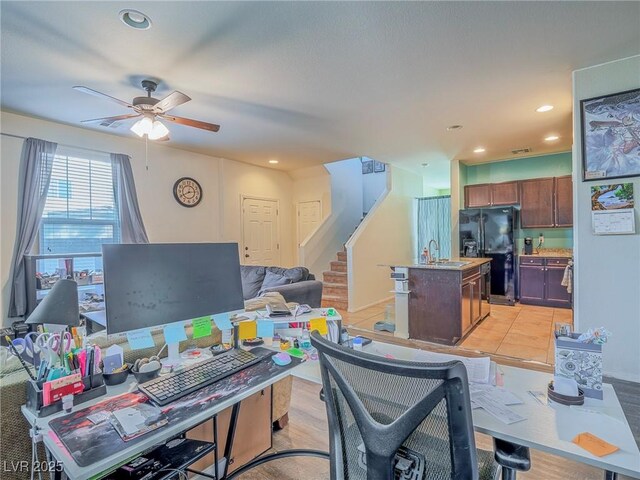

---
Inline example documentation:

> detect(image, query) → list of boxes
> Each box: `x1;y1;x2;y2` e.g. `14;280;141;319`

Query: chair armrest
493;438;531;472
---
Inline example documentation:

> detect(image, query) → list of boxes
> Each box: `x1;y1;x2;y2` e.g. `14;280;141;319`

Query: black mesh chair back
311;332;484;480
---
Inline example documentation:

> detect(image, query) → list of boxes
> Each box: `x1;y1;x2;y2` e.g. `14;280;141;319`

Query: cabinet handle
470;281;476;285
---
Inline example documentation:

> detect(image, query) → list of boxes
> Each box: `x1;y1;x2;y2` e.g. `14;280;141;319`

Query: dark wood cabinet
519;177;555;228
555;175;573;227
408;262;491;345
464;184;491;208
490;181;519;206
519;257;571;308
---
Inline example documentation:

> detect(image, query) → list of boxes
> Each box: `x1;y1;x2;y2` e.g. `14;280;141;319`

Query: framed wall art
581;88;640;181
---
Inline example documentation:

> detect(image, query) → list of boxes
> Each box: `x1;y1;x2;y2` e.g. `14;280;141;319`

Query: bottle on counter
420;247;429;264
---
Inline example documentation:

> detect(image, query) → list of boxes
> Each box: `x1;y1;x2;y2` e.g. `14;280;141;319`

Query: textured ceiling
1;1;639;188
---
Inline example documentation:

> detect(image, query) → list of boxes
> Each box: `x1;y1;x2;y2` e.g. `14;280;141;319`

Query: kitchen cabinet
407;260;491;345
490;181;519;206
519;257;571;308
464;184;491;208
555;175;573;227
519;178;555;228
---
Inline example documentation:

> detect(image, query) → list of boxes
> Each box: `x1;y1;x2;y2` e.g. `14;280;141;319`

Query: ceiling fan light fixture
119;9;152;30
130;116;153;137
149;120;169;140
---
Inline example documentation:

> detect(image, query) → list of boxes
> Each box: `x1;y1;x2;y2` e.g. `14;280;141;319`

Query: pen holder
26;373;106;418
554;333;603;400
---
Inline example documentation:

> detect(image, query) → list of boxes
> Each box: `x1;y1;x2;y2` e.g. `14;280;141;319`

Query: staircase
321;249;348;311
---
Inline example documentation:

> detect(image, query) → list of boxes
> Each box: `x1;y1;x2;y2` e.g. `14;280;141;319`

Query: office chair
311;332;530;480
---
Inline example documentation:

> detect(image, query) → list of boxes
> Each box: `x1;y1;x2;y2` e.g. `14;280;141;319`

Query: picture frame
580;88;640;181
362;160;374;174
374;161;386;173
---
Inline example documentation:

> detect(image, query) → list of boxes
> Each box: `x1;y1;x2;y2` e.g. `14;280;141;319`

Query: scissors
10;332;43;366
39;332;74;365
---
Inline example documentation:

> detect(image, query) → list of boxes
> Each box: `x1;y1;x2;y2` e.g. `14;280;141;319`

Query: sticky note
192;317;212;339
238;321;257;340
572;432;619;457
257;320;274;338
309;317;328;335
163;322;187;344
126;329;154;350
212;312;233;331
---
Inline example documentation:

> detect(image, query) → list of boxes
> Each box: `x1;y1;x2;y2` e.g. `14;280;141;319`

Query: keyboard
138;349;261;406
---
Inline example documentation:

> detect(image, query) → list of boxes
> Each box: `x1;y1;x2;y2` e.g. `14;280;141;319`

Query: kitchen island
389;258;492;345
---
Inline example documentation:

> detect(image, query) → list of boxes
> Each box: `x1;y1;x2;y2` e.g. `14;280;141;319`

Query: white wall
572;55;640;382
347;165;423;311
0;111;296;326
363;168;387;214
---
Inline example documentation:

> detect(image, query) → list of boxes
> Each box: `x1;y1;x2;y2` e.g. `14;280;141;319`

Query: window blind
40;147;120;269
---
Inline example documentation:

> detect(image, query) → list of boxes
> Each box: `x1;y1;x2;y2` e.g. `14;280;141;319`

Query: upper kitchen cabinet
490;181;519;206
519;177;555;228
555;175;573;227
464;184;491;208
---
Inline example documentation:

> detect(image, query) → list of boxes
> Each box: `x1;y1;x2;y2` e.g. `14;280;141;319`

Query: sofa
0;322;293;480
240;265;323;307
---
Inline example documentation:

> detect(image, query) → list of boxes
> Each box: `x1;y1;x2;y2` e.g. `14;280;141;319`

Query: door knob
245;254;250;258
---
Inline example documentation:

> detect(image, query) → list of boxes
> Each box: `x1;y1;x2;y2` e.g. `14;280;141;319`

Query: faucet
428;239;440;264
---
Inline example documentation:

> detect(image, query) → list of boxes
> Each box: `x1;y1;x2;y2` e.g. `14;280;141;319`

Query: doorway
241;196;280;266
296;200;321;246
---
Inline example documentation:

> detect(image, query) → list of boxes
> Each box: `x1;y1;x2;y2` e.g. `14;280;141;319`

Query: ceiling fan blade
80;113;141;124
154;91;191;113
73;86;134;108
160;114;220;132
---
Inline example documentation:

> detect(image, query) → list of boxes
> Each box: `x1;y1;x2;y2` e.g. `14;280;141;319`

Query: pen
5;335;36;380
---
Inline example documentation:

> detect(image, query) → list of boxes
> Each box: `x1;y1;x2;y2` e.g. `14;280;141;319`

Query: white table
293;340;640;479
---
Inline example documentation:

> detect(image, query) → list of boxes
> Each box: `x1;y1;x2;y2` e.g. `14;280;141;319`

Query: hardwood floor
225;377;637;479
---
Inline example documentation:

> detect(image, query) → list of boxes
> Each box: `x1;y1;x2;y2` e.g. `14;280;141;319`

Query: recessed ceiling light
473;147;486;153
268;160;279;164
447;125;463;131
536;105;554;113
421;163;430;167
544;135;560;142
119;9;152;30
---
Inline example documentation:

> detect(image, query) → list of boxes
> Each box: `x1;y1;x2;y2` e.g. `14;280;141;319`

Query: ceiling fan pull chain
145;135;149;171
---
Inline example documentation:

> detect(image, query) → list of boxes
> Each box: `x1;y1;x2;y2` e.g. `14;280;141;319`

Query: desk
293;339;640;479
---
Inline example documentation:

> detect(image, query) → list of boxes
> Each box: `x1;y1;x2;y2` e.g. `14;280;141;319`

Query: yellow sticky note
238;321;257;340
572;432;619;457
309;317;328;335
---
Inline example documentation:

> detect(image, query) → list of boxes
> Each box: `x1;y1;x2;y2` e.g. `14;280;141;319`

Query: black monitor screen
102;243;244;335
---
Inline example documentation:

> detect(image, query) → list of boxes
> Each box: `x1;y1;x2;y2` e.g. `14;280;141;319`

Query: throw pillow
240;266;266;300
266;266;309;283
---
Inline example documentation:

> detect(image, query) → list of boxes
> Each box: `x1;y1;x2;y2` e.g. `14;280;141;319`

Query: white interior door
242;197;279;265
297;200;321;246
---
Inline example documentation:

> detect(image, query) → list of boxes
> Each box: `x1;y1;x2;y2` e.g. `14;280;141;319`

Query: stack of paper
412;350;492;384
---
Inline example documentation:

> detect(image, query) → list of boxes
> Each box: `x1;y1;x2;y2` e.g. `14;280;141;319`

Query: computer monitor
102;243;244;335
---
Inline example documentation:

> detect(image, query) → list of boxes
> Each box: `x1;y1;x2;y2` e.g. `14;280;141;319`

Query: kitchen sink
433;261;471;267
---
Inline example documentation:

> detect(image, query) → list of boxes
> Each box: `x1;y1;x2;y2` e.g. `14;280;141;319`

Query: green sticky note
192;316;212;339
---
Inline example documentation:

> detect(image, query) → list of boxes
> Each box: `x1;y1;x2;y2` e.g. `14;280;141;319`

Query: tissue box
555;333;603;399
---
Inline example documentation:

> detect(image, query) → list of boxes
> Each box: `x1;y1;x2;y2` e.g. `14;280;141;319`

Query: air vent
511;147;532;155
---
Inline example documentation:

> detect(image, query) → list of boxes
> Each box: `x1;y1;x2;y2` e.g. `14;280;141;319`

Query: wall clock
173;177;202;207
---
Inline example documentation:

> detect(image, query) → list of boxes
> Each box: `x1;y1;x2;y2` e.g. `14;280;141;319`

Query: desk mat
48;349;301;467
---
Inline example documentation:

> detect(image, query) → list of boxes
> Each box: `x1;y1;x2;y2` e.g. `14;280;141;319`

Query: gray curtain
111;153;149;243
8;138;58;318
417;196;452;259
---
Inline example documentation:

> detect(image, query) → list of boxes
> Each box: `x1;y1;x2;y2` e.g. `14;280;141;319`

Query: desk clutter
48;348;301;467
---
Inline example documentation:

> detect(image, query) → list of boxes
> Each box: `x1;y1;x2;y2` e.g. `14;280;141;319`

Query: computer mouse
272;352;291;366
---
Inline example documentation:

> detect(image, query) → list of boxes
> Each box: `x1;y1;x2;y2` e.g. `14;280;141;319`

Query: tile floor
342;299;573;364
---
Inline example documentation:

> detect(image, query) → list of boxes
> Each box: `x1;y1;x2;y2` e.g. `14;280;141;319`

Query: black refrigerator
459;206;518;305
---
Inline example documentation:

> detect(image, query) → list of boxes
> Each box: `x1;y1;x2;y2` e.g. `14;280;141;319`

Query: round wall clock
173;177;202;207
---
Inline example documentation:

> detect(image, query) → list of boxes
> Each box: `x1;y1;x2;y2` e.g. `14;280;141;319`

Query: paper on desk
572;432;619;457
238;321;257;340
470;385;523;406
473;391;527;424
212;313;233;331
412;350;491;384
112;407;147;436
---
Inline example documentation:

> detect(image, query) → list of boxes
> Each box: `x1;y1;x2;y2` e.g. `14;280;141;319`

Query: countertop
385;257;491;271
520;248;573;258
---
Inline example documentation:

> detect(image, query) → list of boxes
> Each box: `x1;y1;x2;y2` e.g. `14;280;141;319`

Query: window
39;147;120;271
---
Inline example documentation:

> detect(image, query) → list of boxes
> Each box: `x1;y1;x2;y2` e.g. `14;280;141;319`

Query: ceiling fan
73;79;220;140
